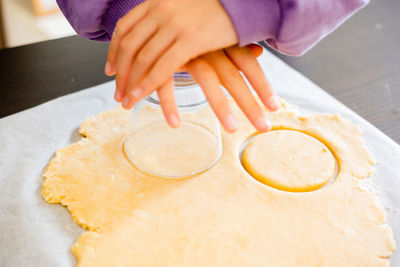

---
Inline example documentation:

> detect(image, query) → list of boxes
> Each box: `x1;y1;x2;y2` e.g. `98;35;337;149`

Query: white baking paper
1;51;399;266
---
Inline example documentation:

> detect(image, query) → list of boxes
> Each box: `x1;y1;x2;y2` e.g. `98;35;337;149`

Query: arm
56;0;144;41
220;0;369;56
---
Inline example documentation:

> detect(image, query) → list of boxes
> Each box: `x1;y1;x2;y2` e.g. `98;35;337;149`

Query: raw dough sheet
1;51;399;266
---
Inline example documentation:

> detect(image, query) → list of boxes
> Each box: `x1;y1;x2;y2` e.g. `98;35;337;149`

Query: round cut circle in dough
242;130;336;192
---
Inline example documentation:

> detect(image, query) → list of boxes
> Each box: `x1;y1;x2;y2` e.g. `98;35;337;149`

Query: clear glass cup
123;72;223;178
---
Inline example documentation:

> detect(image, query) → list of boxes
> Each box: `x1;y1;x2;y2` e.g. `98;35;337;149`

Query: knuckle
142;75;156;90
135;53;150;68
169;16;184;31
120;38;130;51
115;20;126;35
224;67;241;84
157;1;174;13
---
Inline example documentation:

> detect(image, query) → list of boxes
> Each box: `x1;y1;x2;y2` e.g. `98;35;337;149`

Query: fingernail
122;96;130;108
168;113;180;128
105;62;112;75
267;95;280;110
224;114;238;132
255;115;271;132
132;88;142;99
114;90;121;102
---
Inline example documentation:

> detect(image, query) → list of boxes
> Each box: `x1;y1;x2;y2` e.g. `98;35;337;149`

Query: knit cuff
103;0;145;40
219;0;280;46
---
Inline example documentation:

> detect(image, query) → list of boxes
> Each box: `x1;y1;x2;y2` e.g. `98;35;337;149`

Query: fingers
225;46;280;111
126;26;177;97
187;58;238;132
115;13;159;104
106;2;149;76
204;50;271;132
126;40;190;106
158;77;180;128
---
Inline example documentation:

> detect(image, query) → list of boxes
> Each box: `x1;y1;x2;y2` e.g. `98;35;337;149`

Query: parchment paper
1;51;399;266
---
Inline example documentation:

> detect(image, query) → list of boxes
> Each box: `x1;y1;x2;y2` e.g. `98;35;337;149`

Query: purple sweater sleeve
220;0;369;56
56;0;144;41
57;0;368;56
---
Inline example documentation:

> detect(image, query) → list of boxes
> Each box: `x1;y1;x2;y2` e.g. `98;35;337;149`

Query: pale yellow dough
42;101;395;266
242;130;336;192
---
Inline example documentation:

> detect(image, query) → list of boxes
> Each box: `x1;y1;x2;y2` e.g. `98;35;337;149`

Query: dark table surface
0;0;399;143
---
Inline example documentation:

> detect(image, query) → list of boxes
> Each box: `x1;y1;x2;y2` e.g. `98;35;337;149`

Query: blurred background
0;0;75;48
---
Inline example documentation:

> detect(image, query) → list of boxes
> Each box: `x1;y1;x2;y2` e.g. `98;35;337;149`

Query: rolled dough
242;130;336;192
41;101;395;266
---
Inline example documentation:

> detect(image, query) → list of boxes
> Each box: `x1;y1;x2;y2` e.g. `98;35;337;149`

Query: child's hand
105;0;238;106
155;44;280;132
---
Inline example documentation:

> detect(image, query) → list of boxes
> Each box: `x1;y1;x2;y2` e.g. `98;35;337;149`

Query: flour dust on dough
42;100;395;266
242;130;336;192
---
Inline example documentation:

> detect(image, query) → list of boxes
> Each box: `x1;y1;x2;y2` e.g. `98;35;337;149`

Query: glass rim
123;120;223;179
146;95;208;109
